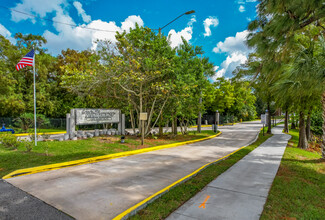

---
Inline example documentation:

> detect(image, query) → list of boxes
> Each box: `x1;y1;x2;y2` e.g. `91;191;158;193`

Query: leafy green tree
248;0;325;156
0;36;25;116
172;39;214;134
204;77;235;114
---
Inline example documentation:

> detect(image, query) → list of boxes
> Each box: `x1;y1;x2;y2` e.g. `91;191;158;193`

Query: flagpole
33;48;37;146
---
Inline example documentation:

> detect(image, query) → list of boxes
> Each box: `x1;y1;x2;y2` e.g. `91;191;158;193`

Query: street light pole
198;95;202;133
158;10;195;35
156;10;195;135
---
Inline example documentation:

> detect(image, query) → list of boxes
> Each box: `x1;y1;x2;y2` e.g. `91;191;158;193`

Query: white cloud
213;30;250;55
212;30;253;78
216;52;247;78
167;15;196;48
0;23;16;43
187;16;196;26
211;66;224;80
236;0;257;4
203;16;219;37
11;0;67;23
239;5;245;12
44;14;144;54
12;0;144;54
121;15;144;31
73;1;91;23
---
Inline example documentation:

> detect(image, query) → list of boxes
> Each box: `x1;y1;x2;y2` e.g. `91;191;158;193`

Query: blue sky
0;0;258;79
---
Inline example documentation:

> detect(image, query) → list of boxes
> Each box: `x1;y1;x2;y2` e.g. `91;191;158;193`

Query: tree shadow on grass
261;155;325;219
282;157;325;164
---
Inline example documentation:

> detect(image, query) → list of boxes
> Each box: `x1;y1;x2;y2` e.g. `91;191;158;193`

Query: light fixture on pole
158;10;195;34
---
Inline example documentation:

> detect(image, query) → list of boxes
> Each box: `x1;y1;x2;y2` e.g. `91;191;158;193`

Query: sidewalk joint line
207;185;267;198
173;212;199;219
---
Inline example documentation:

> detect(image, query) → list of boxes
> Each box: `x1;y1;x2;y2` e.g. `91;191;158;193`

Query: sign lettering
75;109;120;125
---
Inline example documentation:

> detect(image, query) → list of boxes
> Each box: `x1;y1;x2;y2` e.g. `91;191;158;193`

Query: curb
113;128;262;220
14;131;66;137
190;123;237;128
3;132;222;179
189;125;212;128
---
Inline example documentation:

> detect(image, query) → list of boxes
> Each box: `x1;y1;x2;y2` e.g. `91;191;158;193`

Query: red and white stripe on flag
16;49;35;71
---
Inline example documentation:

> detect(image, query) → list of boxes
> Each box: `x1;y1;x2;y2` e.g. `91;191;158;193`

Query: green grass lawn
129;128;272;220
261;129;325;219
0;130;216;178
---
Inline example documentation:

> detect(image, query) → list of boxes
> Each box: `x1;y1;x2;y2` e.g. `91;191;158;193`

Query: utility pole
198;96;202;133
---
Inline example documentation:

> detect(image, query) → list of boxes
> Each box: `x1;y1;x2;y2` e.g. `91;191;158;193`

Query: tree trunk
139;84;143;136
291;112;296;129
267;102;272;134
306;110;311;142
130;109;136;134
173;116;178;135
321;92;325;158
159;113;163;136
284;110;289;133
172;113;175;135
298;111;308;149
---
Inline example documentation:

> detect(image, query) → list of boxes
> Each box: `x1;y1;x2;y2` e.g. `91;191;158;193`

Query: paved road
0;180;72;220
167;125;290;220
5;122;262;220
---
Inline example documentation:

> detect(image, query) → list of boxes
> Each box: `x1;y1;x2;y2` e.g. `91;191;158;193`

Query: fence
0;117;66;130
201;114;236;125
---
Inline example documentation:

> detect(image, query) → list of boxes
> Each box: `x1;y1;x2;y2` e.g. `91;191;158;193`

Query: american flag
16;49;35;71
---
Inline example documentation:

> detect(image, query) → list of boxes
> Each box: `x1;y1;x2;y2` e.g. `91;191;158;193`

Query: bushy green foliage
0;133;20;149
14;113;34;131
20;139;34;152
14;113;50;132
310;111;323;136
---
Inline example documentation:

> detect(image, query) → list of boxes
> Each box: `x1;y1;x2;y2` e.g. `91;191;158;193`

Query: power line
0;5;118;33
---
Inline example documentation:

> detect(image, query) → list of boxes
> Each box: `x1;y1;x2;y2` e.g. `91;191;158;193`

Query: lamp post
156;10;195;135
158;10;195;35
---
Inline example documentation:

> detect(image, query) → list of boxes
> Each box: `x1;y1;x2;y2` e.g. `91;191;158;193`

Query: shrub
311;111;323;136
20;139;34;152
0;133;20;149
14;113;50;132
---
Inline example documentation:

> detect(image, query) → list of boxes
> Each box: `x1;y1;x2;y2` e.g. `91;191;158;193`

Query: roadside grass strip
3;132;221;179
114;128;271;220
260;129;325;219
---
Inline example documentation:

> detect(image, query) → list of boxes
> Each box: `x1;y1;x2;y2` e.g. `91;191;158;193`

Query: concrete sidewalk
167;125;290;220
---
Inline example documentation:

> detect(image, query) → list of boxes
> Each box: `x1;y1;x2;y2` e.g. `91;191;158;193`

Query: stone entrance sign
75;109;120;125
66;108;125;139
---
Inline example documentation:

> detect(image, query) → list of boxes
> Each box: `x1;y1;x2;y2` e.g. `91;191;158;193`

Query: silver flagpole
33;48;37;146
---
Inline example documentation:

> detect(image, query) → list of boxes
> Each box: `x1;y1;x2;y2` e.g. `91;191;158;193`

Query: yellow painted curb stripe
190;123;237;128
3;132;222;179
14;131;66;137
113;144;247;220
189;125;212;128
